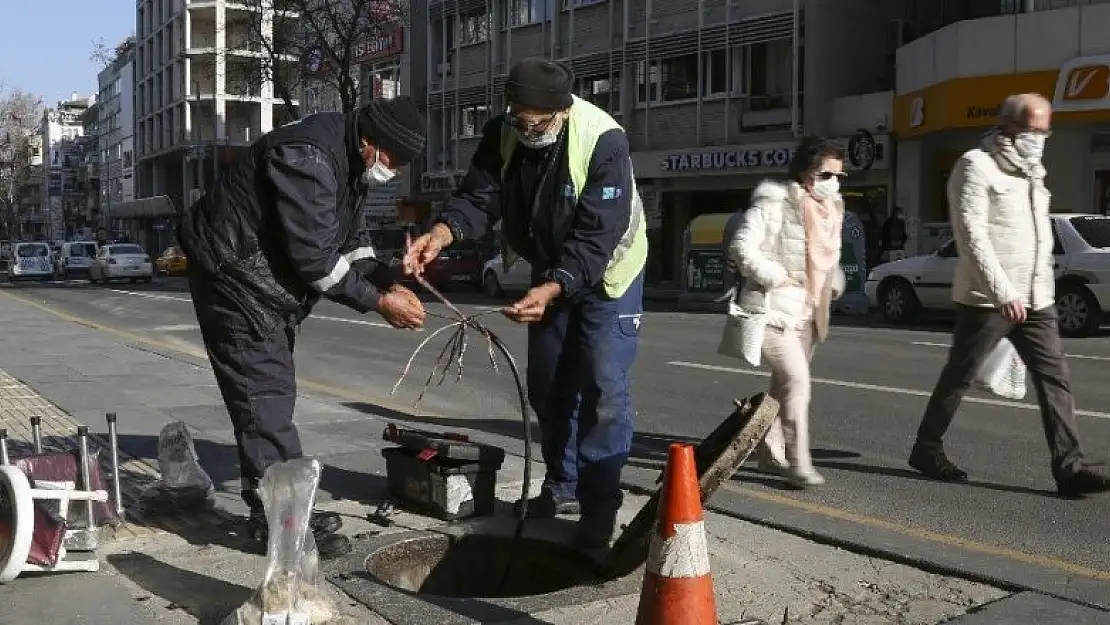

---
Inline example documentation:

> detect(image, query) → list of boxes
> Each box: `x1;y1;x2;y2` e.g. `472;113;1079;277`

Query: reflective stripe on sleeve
342;246;376;263
311;256;351;292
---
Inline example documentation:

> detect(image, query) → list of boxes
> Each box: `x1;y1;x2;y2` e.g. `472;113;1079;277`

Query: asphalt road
8;275;1110;598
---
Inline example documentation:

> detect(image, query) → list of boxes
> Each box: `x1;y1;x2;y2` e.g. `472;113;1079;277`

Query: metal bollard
30;415;43;454
77;426;96;530
0;428;8;465
105;412;123;517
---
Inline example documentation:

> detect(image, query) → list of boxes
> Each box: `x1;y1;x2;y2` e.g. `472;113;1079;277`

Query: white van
55;241;99;278
8;242;54;282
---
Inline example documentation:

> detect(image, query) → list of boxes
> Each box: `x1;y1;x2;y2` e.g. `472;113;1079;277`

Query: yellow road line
722;482;1110;582
7;288;1110;584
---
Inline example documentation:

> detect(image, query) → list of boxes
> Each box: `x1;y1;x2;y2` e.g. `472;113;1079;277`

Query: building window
460;13;491;45
459;105;490;137
742;39;793;111
564;0;604;7
503;0;550;27
367;61;401;100
576;73;619;112
636;50;730;104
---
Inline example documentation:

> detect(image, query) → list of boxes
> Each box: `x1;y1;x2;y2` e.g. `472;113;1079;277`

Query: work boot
513;489;580;518
575;513;618;551
245;508;352;559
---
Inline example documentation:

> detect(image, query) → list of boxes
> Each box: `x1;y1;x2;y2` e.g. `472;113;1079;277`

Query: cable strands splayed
391;275;534;591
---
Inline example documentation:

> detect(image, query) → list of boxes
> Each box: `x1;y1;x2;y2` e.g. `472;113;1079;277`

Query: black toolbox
380;424;506;521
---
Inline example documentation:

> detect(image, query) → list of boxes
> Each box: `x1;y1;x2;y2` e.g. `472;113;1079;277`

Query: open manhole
326;528;641;625
367;533;600;598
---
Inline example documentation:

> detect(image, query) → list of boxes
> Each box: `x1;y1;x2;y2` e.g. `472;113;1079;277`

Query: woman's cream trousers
759;322;818;470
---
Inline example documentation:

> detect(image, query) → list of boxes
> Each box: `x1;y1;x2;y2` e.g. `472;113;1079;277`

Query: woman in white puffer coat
728;136;847;488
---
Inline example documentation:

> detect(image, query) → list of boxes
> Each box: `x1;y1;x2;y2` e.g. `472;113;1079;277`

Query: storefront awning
110;195;177;219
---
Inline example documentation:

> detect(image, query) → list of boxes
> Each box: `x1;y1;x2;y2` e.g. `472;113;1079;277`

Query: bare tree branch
90;37;114;70
0;88;45;238
230;0;409;118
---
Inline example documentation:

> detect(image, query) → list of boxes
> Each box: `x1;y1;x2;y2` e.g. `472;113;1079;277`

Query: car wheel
483;271;503;298
879;278;921;324
1056;283;1101;338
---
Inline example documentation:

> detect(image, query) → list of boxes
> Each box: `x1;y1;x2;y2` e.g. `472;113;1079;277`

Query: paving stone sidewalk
0;291;1047;625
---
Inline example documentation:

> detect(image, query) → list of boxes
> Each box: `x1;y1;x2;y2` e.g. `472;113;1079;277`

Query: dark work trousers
187;268;304;492
915;304;1085;480
526;273;644;523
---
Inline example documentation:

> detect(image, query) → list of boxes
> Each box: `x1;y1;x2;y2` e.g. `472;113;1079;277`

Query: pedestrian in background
908;93;1110;497
179;98;429;557
879;206;909;263
405;56;648;548
728;136;847;488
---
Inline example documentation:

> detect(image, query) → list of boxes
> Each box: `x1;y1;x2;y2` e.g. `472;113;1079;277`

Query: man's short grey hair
999;93;1051;126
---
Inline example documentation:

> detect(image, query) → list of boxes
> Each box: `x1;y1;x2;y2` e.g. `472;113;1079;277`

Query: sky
0;0;135;105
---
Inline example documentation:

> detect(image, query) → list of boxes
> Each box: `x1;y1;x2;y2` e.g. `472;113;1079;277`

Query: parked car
481;253;533;297
423;240;484;288
7;242;54;282
55;241;99;278
864;213;1110;337
155;245;188;276
89;243;154;284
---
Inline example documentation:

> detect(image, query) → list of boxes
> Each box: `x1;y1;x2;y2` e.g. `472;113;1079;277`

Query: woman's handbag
973;337;1027;400
717;289;769;367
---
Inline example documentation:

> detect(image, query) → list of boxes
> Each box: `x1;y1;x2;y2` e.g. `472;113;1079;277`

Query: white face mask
1013;132;1047;164
811;176;840;201
361;149;397;185
512;126;560;149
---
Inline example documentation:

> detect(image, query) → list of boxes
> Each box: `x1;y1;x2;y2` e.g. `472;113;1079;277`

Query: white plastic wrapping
135;422;216;515
974;338;1028;400
222;458;349;625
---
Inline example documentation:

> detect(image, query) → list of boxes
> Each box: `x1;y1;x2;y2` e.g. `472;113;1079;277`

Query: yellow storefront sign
894;55;1110;138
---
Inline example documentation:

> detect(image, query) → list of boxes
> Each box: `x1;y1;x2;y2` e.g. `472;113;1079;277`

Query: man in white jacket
908;93;1110;497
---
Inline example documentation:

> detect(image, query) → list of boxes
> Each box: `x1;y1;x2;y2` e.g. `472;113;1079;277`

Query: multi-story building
97;38;137;236
38;95;92;241
419;0;902;285
14;134;44;240
78;103;102;235
893;0;1110;253
133;0;299;219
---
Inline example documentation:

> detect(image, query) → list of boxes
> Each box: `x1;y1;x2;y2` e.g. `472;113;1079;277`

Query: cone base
634;574;718;625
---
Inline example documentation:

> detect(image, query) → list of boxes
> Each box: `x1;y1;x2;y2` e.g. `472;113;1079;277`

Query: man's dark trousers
187;268;303;490
526;273;644;523
915;304;1085;480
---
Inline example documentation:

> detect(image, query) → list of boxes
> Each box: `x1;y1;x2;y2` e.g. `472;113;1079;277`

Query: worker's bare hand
1001;299;1027;324
503;282;562;323
378;285;427;329
403;224;454;276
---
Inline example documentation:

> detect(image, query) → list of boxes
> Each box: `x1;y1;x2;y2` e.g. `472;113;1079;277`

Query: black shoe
908;448;968;482
514;490;580;518
575;515;617;551
1057;467;1110;498
247;510;352;559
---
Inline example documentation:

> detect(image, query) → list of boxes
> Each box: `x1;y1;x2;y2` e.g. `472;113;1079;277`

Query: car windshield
16;245;48;258
69;243;97;257
1069;216;1110;249
111;245;145;255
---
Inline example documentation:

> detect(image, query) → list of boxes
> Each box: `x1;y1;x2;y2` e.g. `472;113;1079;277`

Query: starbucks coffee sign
659;144;795;173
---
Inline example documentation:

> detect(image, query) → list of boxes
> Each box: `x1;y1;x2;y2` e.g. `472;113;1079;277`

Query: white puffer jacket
727;180;845;332
948;148;1055;311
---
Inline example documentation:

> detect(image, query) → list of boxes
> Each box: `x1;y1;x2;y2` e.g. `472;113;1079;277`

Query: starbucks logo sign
847;129;877;171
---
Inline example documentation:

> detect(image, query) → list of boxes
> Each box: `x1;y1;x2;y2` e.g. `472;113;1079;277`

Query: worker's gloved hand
404;225;454;276
504;282;562;323
377;284;427;329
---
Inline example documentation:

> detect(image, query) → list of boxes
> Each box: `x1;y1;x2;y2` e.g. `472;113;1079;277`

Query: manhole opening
366;533;602;599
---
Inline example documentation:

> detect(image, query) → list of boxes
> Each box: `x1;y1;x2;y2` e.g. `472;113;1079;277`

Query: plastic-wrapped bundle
222;458;350;625
135;422;216;515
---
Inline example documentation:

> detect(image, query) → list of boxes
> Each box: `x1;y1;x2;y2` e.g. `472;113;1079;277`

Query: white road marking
910;340;1110;363
107;288;420;330
666;360;1110;420
152;324;200;332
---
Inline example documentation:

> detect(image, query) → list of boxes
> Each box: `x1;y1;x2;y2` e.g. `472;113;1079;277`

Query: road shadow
107;551;252;625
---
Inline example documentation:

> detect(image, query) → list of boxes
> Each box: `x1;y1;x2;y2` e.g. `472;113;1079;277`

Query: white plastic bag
974;338;1027;400
136;421;216;515
717;290;768;367
222;458;348;625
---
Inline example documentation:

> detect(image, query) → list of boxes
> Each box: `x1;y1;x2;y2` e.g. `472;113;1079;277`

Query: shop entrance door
1096;170;1110;216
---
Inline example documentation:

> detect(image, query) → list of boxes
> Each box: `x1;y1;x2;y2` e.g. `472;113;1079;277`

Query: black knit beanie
357;96;427;167
505;57;575;111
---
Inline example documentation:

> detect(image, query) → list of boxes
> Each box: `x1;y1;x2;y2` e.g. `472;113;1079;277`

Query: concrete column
214;0;227;141
259;2;274;133
894;139;924;255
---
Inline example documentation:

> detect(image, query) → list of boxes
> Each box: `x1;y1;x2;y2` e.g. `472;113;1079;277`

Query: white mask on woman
811;176;840;201
362;160;396;185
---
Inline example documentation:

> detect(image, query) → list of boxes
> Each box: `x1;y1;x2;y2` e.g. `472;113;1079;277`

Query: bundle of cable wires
391;274;533;590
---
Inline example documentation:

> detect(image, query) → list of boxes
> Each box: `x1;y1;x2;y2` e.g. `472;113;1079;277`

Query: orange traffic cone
634;443;718;625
